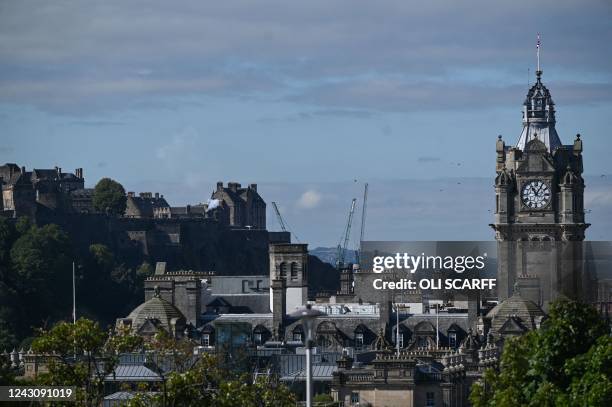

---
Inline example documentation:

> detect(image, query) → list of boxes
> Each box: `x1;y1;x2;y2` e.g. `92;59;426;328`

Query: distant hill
310;246;357;266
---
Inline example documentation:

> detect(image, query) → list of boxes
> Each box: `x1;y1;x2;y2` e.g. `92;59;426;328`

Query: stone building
69;187;96;213
1;164;85;217
211;182;266;229
125;192;169;218
492;69;590;311
483;283;546;342
331;347;473;407
117;286;187;339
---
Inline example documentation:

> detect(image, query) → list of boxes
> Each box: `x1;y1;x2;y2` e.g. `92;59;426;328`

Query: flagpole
72;261;76;324
436;303;439;349
536;33;541;72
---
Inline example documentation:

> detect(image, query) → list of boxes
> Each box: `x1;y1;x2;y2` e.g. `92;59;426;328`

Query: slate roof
516;71;562;152
205;294;270;314
277;353;339;382
281;364;337;381
32;169;58;180
105;364;163;382
127;292;185;332
486;292;545;333
70;188;94;199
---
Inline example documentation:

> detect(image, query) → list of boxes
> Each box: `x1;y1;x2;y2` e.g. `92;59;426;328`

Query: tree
0;282;19;350
92;178;127;215
31;318;142;406
470;299;611;407
9;223;72;326
126;341;296;407
0;217;14;272
314;393;339;406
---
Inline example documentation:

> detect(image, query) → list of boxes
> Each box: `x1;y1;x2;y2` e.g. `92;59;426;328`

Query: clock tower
492;68;590;310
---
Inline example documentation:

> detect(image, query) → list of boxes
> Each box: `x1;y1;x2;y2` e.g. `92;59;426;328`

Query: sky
1;0;611;246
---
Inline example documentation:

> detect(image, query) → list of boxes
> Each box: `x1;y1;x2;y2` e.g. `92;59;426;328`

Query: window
449;332;457;348
242;280;252;293
350;392;360;404
398;333;404;348
418;336;428;348
290;263;299;281
426;392;435;406
293;332;302;342
355;333;364;348
254;333;263;344
202;334;210;347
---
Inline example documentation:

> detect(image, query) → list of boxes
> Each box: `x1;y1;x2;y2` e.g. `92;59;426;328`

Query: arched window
290;262;299;281
292;325;304;342
279;262;288;278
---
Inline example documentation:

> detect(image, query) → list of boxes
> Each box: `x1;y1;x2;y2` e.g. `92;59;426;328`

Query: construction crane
271;202;287;231
271;201;301;242
336;198;357;269
356;183;368;265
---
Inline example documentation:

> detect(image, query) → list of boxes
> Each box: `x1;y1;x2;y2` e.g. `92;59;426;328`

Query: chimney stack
75;168;83;179
155;192;159;199
216;182;223;192
249;183;257;192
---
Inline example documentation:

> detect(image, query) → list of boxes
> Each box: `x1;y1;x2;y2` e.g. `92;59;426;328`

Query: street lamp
289;303;326;407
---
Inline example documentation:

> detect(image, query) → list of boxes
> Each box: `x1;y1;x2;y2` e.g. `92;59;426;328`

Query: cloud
156;129;198;161
288;79;612;113
0;0;610;114
297;189;322;209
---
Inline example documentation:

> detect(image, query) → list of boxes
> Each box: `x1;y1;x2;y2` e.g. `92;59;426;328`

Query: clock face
521;180;551;209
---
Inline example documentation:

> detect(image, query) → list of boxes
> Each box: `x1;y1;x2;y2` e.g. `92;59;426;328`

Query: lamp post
289;304;326;407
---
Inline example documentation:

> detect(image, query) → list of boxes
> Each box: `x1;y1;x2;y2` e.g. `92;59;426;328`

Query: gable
499;317;528;334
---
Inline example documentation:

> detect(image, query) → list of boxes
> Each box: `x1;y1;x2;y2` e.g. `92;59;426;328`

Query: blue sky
1;0;611;246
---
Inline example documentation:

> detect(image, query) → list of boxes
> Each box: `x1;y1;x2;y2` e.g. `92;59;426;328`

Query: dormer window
449;332;457;348
355;333;364;348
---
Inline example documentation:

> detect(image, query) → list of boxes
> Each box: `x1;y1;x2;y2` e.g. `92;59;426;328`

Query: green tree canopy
92;178;127;215
9;223;72;326
470;299;611;407
31;318;143;406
